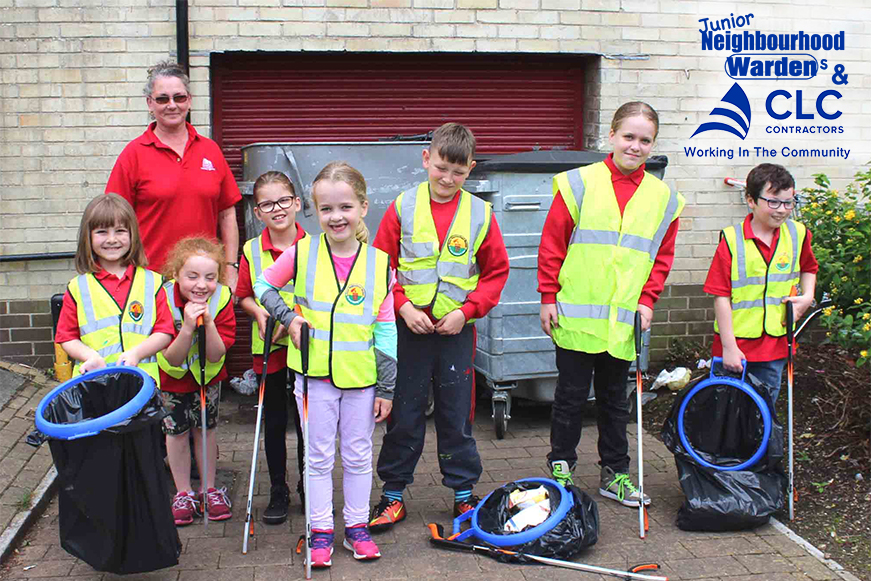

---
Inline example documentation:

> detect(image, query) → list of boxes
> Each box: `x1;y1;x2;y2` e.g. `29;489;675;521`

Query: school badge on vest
774;252;791;272
447;235;469;257
128;301;144;322
345;284;366;306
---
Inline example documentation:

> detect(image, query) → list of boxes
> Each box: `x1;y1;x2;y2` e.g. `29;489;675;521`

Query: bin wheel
494;400;508;439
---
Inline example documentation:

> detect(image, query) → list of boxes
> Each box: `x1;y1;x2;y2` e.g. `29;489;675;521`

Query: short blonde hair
311;161;370;244
162;237;227;285
75;193;147;274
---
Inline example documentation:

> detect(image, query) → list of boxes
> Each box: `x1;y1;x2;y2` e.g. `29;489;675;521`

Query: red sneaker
369;496;406;532
171;491;199;526
310;529;334;568
453;495;481;518
203;487;232;521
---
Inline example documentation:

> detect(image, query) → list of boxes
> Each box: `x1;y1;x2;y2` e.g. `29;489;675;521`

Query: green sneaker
598;466;651;507
549;460;575;487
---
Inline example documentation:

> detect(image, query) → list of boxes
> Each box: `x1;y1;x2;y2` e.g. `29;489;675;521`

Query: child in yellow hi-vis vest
158;237;236;526
538;102;684;508
237;171;307;525
255;162;396;566
56;193;173;384
705;163;818;403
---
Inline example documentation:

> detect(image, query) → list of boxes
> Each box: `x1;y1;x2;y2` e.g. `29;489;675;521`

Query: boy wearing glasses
704;163;818;402
237;171;307;524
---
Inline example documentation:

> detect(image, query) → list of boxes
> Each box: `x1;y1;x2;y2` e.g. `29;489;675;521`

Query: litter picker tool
427;523;667;581
197;315;209;527
635;311;649;538
300;322;312;579
786;300;795;521
242;316;276;554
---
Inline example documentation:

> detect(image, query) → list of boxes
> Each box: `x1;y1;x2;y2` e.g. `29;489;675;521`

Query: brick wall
0;299;55;369
1;1;868;367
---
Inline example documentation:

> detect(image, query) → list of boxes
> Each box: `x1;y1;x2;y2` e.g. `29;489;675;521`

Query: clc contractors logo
686;14;851;162
345;284;366;306
447;235;469;257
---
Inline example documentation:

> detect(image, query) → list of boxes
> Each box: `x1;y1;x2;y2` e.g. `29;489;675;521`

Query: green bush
799;167;871;366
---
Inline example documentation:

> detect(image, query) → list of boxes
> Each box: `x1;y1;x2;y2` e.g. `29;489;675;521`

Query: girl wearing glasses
105;61;241;291
704;163;818;402
236;171;307;525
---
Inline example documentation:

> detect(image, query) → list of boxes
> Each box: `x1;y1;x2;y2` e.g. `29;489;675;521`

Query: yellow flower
841;276;849;282
864;323;871;332
845;210;856;221
826;210;833;215
855;255;863;263
823;307;834;316
855;298;864;305
811;202;819;208
831;286;838;294
833;216;841;222
861;350;869;358
863;313;871;320
826;332;832;337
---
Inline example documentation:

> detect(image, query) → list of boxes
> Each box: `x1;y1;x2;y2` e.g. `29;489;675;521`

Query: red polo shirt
159;283;237;393
372;187;510;323
236;225;307;375
704;214;818;361
105;122;241;272
55;265;174;343
537;154;680;309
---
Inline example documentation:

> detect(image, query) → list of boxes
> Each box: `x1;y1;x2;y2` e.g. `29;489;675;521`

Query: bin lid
473;151;669;175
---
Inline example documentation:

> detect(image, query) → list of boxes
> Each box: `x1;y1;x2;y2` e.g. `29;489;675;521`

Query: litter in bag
39;369;181;574
662;371;786;531
475;480;598;560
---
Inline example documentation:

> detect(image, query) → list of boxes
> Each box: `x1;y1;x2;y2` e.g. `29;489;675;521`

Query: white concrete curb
0;466;58;564
770;517;863;581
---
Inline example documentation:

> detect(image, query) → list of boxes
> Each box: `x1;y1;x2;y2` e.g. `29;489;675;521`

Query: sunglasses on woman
151;93;189;105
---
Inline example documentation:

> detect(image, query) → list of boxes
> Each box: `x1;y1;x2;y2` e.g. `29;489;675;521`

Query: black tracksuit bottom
263;368;304;489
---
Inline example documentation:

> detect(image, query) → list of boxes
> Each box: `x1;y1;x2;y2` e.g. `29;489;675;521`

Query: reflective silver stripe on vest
397;268;438;286
120;270;157;336
76;275;121;335
310;325;374;352
164;281;225;371
437;260;479;279
733;295;788;311
567;168;586;214
95;343;124;359
251;237;294;293
300;237;378;326
399;189;435;258
303;236;337;312
468;193;486;256
647;187;679;260
569;229;619;246
557;302;635;325
438;280;471;304
785;220;799;274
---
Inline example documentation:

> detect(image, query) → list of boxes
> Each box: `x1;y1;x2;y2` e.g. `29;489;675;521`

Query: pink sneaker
171;491;199;526
203;487;232;521
310;529;334;568
343;524;381;560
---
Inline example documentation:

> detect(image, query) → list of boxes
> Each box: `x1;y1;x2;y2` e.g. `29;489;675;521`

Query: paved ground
0;364;860;581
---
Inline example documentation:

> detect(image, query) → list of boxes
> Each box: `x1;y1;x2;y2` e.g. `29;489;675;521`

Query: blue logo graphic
691;82;752;140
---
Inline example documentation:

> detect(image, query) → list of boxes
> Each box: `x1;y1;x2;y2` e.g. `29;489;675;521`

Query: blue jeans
746;359;787;404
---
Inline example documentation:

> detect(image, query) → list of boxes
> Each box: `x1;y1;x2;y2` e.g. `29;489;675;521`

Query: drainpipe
0;252;75;263
176;0;191;123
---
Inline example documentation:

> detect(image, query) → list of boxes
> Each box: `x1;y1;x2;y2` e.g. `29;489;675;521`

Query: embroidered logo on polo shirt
345;284;366;306
201;158;216;171
128;301;144;322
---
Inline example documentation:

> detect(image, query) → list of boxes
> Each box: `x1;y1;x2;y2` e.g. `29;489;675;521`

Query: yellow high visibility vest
551;162;685;360
156;281;231;386
67;267;162;384
243;233;299;356
396;182;491;321
715;220;805;339
287;234;390;388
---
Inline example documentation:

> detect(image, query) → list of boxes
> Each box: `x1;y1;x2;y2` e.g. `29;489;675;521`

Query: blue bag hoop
452;477;573;546
676;357;772;472
35;365;156;441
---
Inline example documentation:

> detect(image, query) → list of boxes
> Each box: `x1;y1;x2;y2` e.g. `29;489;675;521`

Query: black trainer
263;484;290;525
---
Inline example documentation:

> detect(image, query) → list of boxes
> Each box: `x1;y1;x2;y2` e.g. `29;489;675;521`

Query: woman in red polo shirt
106;61;241;291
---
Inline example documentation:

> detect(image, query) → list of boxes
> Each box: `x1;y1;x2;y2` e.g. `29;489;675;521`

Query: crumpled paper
229;368;258;395
651;367;692;391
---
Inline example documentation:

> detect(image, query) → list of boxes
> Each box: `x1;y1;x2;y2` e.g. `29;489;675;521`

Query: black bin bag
40;370;181;574
661;372;786;531
475;480;599;560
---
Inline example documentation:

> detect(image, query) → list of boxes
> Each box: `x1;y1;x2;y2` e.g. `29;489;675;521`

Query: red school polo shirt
105;122;242;272
159;283;237;394
236;224;307;375
704;214;818;361
55;265;174;343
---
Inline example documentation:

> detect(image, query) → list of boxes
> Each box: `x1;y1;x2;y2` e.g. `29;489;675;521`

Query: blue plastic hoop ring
35;365;155;441
677;357;772;471
453;477;573;546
